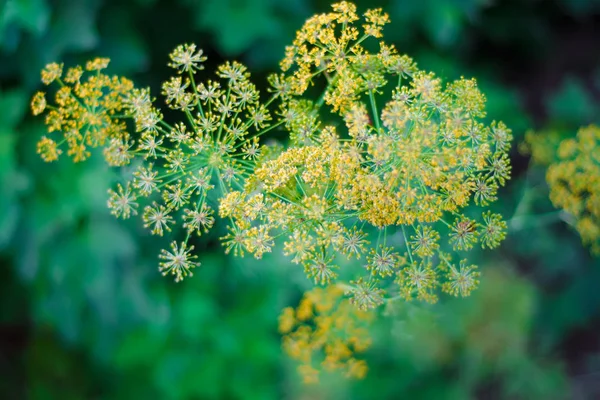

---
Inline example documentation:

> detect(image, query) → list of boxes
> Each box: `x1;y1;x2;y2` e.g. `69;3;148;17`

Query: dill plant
525;125;600;254
31;1;512;382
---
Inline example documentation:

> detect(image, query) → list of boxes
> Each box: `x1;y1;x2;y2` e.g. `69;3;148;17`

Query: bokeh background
2;0;600;398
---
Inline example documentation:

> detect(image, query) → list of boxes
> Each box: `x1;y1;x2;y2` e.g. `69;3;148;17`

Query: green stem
368;90;381;131
401;224;414;264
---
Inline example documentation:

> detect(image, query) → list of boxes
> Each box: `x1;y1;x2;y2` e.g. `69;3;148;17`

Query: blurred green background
2;0;600;398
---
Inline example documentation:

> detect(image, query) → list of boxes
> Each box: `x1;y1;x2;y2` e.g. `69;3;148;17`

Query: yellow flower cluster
33;59;134;164
33;3;510;297
279;285;373;384
110;48;283;278
526;125;600;253
34;45;281;281
227;2;509;304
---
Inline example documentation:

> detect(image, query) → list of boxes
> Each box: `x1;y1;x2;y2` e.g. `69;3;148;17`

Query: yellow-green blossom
527;125;600;253
279;285;373;383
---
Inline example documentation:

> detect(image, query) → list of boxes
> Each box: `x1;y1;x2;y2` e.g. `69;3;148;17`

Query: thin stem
188;70;205;118
368;90;381;131
401;224;414;264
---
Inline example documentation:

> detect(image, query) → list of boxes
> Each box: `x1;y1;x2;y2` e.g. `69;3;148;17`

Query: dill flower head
115;47;282;280
528;125;600;254
31;92;46;115
168;43;207;73
33;58;134;163
40;62;63;85
159;241;199;282
36;136;61;162
32;46;281;282
231;1;512;304
107;183;138;219
279;285;374;383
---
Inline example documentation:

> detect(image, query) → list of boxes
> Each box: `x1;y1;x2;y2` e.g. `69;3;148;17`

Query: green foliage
547;76;598;127
0;88;29;248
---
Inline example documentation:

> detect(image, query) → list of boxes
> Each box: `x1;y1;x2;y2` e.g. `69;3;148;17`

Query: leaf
191;0;279;55
96;6;150;73
547;76;598;127
12;0;50;35
0;87;27;126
